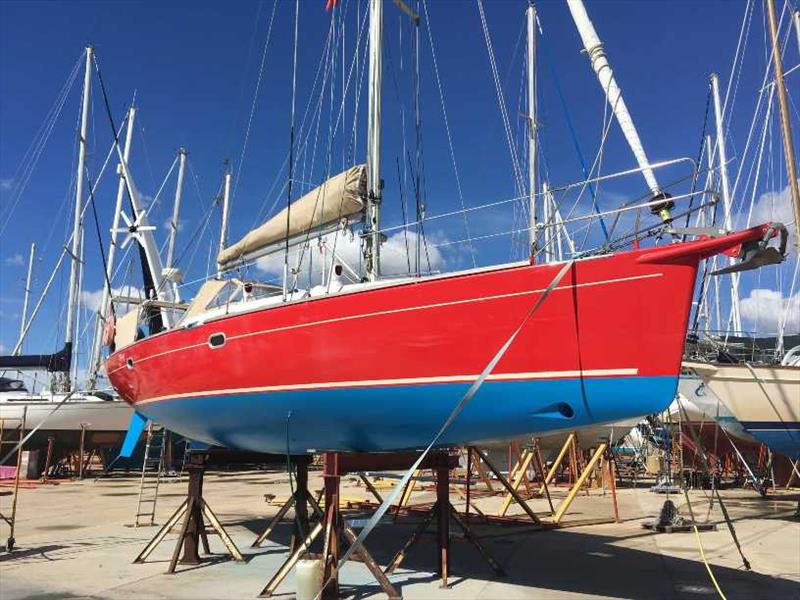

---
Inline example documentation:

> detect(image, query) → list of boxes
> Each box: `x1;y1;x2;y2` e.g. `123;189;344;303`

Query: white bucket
295;558;324;600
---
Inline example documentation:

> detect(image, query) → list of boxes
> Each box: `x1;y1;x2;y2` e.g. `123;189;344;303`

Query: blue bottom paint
740;422;800;460
137;375;678;454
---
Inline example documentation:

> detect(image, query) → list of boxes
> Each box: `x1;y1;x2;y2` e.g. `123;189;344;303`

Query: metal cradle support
259;452;401;599
385;462;505;589
133;452;244;573
252;455;318;550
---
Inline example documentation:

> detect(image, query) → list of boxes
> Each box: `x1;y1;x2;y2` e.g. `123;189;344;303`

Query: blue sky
1;0;798;374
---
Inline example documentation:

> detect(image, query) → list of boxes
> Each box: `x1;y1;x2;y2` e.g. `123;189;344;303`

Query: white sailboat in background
683;0;800;461
0;47;177;459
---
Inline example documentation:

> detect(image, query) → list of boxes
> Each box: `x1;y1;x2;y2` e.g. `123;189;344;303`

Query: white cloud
0;178;13;191
80;285;143;313
740;288;800;334
4;253;24;267
0;343;5;353
747;182;797;252
255;230;446;286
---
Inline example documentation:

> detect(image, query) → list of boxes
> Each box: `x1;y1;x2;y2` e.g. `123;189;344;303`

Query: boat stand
133;452;244;573
549;442;618;525
260;451;411;599
385;460;505;588
497;438;552;517
252;455;317;551
469;447;543;525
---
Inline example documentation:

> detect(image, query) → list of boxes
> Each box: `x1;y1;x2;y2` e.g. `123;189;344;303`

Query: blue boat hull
740;422;800;460
135;375;677;454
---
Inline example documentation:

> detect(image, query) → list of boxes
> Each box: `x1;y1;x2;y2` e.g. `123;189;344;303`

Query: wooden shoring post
78;423;87;480
569;431;578;485
497;449;536;517
532;438;554;515
539;432;576;495
551;443;607;525
471;447;542;525
472;452;495;493
41;436;55;483
508;442;535;496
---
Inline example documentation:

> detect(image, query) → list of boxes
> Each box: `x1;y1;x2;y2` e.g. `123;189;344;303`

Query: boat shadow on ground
232;515;799;600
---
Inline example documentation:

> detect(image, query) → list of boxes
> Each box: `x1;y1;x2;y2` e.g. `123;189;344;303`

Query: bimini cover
217;164;366;267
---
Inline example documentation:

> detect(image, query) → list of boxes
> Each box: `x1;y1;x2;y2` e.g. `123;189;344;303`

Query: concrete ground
1;468;798;600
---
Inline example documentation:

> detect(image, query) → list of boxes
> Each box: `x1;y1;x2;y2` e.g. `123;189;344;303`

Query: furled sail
217;164;367;267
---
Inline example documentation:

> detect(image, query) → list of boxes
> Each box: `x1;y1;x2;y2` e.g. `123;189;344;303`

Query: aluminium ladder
134;422;166;527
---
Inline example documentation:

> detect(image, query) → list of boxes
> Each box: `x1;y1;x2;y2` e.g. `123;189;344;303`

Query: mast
766;0;800;250
710;74;734;231
542;182;552;262
64;46;93;389
218;169;232;277
87;106;136;390
566;0;673;221
710;73;742;334
166;148;187;273
365;0;384;282
526;3;538;257
18;242;35;347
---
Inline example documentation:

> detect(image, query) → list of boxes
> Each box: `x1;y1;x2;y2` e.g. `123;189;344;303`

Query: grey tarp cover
217;164;366;267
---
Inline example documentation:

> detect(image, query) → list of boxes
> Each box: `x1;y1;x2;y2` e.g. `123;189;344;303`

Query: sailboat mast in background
64;46;93;391
766;0;800;247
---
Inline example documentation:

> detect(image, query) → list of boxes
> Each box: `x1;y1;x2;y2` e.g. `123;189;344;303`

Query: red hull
106;226;771;453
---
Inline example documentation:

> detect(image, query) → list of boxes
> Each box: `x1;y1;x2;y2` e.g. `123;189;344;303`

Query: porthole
209;333;226;349
126;357;134;370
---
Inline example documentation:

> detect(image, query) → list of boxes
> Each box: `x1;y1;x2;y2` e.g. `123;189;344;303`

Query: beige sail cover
217;164;366;266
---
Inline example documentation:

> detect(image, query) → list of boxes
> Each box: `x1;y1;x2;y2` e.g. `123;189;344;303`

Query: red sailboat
104;1;787;455
106;223;783;454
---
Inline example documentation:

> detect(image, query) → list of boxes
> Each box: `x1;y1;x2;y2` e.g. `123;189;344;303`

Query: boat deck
2;469;799;599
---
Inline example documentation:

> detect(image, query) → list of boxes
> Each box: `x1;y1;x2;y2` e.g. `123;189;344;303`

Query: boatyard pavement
1;470;798;599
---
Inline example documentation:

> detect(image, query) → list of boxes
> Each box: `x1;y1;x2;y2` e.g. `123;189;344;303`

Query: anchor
712;222;788;275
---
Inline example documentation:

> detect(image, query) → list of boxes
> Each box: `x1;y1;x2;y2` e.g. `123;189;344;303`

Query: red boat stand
133;452;245;573
259;450;503;599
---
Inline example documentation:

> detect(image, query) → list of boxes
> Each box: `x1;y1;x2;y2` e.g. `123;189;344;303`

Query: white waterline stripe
134;368;639;405
111;272;663;375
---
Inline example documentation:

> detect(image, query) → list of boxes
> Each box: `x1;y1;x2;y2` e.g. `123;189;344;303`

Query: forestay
217;164;367;267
